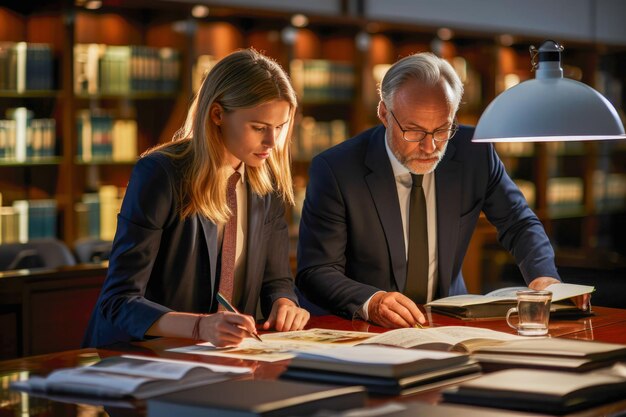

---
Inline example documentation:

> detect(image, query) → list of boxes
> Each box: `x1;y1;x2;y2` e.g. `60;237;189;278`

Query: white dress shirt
358;138;438;320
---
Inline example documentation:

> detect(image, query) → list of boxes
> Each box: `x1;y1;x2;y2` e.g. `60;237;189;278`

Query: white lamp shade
473;41;626;142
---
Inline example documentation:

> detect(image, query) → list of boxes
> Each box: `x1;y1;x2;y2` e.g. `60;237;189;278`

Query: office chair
0;238;77;272
73;238;112;264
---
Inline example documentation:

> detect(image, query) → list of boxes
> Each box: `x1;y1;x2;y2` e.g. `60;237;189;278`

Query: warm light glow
504;73;520;90
372;64;391;84
437;28;454;41
499;34;515;46
452;57;467;82
291;14;309;28
191;5;210;18
84;0;102;10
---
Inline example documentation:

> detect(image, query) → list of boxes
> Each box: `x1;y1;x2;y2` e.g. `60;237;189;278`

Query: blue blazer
297;125;559;318
83;152;297;347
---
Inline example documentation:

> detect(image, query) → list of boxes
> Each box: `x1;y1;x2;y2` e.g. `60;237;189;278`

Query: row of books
0;42;54;92
0;199;57;244
192;54;217;93
496;141;588;157
0;185;124;244
593;171;626;211
74;186;124;241
74;44;180;95
0;108;56;161
546;177;584;213
290;59;355;102
76;110;137;162
292;116;348;161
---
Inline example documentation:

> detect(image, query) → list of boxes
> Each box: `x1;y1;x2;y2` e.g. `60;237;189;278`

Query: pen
216;292;263;342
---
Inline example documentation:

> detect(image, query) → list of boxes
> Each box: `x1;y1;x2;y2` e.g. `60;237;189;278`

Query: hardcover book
146;379;366;417
443;367;626;414
426;283;594;320
282;361;481;396
288;344;471;379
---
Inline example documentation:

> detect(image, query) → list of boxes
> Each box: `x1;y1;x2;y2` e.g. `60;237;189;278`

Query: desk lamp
472;40;626;142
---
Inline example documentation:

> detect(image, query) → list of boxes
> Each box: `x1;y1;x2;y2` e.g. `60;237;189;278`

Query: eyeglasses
389;110;458;143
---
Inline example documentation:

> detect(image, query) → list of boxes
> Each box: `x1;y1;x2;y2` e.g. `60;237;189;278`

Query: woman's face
216;100;291;169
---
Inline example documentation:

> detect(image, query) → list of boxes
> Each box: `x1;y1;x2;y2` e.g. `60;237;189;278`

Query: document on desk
167;329;374;362
167;327;523;362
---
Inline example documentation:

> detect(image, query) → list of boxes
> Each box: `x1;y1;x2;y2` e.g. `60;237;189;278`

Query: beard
390;140;448;175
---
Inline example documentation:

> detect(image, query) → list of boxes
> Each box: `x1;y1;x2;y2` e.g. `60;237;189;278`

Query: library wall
0;1;625;293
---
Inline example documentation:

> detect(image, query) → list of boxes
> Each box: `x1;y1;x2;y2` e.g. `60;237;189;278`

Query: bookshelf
0;2;624;291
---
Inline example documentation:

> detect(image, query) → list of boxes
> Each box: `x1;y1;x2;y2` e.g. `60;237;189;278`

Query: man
297;52;579;328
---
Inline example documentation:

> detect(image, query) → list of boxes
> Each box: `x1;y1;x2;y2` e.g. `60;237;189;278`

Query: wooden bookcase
0;1;624;292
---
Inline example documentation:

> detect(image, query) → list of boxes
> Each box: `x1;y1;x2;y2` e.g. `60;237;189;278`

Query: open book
443;366;626;414
281;327;626;373
358;326;626;372
359;325;523;352
426;283;594;319
10;355;251;401
168;327;521;363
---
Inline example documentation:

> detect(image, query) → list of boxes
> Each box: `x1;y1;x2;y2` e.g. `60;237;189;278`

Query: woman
83;49;310;348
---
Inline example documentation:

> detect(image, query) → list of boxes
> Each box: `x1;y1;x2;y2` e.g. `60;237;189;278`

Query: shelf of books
0;2;624;280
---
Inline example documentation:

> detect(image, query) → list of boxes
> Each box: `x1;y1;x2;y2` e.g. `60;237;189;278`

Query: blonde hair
149;48;297;224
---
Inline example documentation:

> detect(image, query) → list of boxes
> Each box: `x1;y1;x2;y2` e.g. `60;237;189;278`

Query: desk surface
1;306;626;417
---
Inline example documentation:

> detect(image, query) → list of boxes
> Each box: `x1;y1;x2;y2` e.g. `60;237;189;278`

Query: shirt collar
231;163;246;184
384;133;411;184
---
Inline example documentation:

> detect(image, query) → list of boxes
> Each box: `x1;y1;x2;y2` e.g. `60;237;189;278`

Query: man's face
379;78;456;175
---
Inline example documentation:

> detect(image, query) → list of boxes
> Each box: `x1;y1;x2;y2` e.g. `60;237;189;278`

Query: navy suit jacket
297;125;559;319
83;151;297;347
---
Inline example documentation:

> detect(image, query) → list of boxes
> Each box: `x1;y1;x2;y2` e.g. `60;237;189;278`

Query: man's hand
368;291;426;328
529;276;591;311
262;298;310;331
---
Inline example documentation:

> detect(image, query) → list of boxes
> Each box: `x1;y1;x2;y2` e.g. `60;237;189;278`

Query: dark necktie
405;174;429;304
218;171;240;309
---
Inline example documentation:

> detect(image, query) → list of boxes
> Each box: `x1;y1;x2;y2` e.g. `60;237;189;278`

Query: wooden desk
1;308;626;417
0;264;108;359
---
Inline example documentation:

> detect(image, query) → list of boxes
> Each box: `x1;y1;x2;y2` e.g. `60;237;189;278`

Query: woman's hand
262;298;310;331
198;312;258;347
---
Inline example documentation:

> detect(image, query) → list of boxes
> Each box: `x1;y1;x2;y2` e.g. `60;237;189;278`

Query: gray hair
378;52;464;112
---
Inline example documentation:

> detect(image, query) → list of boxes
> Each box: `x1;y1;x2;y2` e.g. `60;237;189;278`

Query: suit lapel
241;186;263;312
199;215;218;309
364;129;407;292
435;141;461;297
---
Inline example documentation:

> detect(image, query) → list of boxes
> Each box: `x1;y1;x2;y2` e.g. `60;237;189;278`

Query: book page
294;345;459;365
360;326;522;349
459;369;625;396
426;294;514;307
119;355;251;374
484;286;528;297
545;283;594;302
46;368;156;395
84;356;207;380
261;328;373;346
168;329;376;362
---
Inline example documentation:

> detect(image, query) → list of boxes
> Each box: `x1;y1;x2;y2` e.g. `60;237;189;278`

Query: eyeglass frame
388;109;459;143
